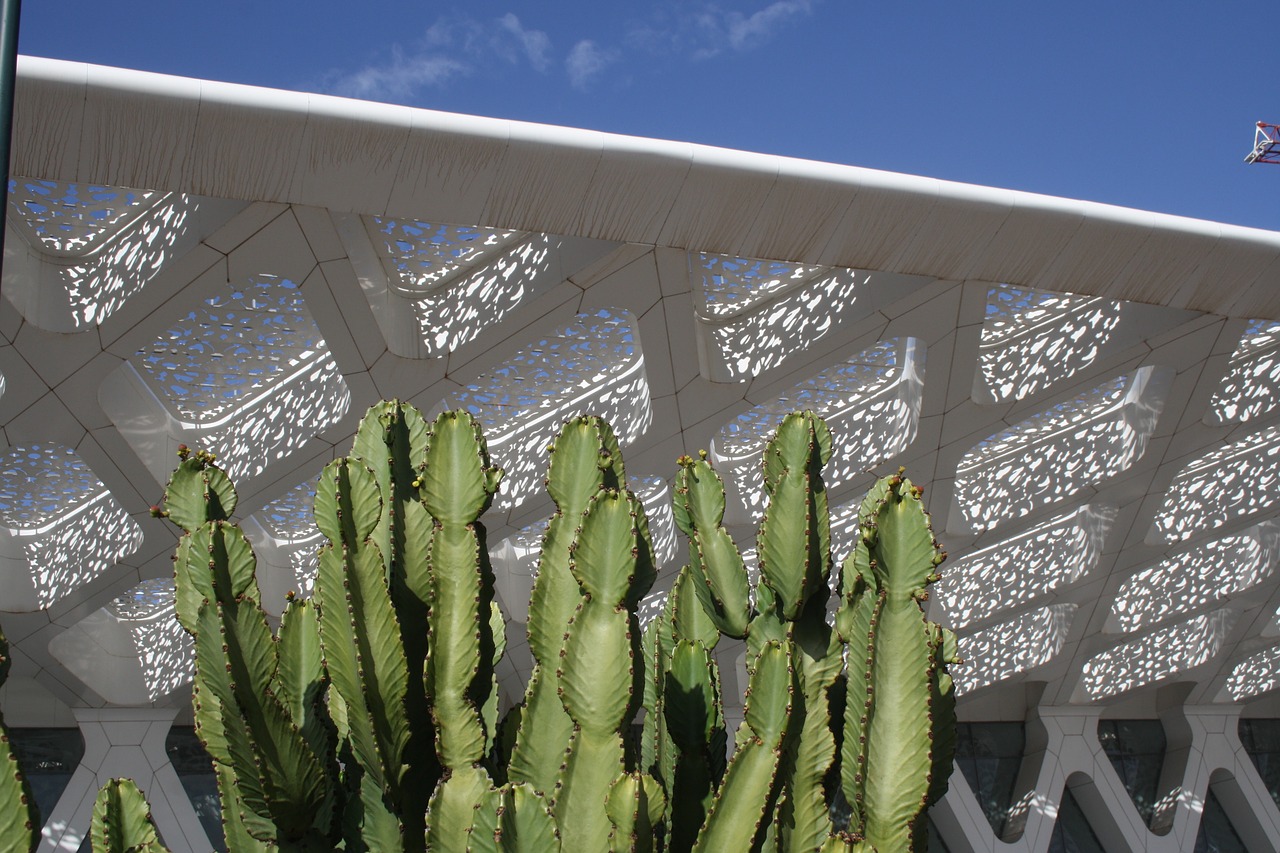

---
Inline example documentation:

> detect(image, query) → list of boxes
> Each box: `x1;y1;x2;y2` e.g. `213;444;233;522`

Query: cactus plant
0;625;37;853
0;400;956;852
91;778;170;853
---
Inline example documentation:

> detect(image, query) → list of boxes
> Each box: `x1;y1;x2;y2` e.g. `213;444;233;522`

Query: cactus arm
554;729;626;851
426;765;491;853
784;596;845;852
161;450;236;532
663;638;724;853
424;523;490;767
838;554;878;834
418;411;503;526
172;521;261;633
673;458;751;638
91;779;169;853
466;786;503;853
498;784;561;852
276;597;338;802
511;417;623;793
692;640;794;853
0;627;37;853
606;772;666;853
820;834;876;853
316;542;409;803
927;626;958;809
197;601;331;841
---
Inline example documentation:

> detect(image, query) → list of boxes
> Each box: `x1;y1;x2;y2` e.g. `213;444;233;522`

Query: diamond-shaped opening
954;604;1076;694
450;307;652;512
1150;424;1280;545
711;337;924;524
1238;719;1280;809
1208;320;1280;425
937;505;1112;631
953;721;1026;837
1109;523;1277;633
105;276;351;485
1048;785;1107;853
0;444;143;611
952;367;1169;534
1082;610;1234;701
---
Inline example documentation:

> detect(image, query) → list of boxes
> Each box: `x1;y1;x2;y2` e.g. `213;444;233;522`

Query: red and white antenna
1246;122;1280;164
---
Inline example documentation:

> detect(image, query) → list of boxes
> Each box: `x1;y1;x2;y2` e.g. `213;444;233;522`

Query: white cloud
332;47;467;101
326;12;552;102
726;1;812;51
498;13;552;72
566;40;617;91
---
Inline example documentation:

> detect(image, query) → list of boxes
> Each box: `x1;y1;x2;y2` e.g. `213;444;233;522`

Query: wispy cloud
566;40;618;91
629;1;816;61
331;47;467;100
327;13;551;101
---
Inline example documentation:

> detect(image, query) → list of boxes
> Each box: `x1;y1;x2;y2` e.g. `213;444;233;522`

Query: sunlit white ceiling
5;55;1280;849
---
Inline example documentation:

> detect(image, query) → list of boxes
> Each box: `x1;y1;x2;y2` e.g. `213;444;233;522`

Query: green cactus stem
672;456;752;639
90;778;169;853
0;626;37;853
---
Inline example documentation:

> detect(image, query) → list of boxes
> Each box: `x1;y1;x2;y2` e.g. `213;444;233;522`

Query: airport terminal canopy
4;56;1280;851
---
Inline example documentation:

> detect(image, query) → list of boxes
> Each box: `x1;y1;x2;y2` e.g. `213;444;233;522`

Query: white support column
38;708;212;853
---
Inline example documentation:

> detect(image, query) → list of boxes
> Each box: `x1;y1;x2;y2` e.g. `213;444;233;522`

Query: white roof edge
14;55;1280;317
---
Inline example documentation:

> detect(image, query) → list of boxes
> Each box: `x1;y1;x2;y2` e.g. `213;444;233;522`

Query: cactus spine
0;400;956;852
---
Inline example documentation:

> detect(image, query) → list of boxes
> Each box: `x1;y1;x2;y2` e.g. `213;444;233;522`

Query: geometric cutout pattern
937;505;1111;631
134;275;351;481
1110;524;1277;633
711;337;923;522
0;444;143;611
977;285;1122;404
953;367;1167;534
954;603;1076;694
1083;609;1234;700
453;307;652;511
1150;424;1280;544
1208;319;1280;425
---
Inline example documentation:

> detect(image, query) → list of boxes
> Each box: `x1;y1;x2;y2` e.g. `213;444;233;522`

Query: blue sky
17;2;1280;230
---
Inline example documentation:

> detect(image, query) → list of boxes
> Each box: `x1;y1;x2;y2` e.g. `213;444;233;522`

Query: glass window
1096;719;1166;826
1193;788;1247;853
7;727;84;828
953;722;1024;836
1048;788;1105;853
1238;719;1280;809
166;726;225;852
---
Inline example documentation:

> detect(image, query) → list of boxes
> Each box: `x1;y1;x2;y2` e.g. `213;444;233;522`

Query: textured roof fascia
14;55;1280;318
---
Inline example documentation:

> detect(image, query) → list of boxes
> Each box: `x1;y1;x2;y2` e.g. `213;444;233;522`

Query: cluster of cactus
0;400;957;852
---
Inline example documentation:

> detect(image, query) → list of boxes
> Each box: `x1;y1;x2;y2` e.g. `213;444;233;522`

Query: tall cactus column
839;474;957;853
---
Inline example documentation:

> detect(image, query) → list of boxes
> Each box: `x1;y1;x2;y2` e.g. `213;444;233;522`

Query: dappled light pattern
712;338;923;521
1208;319;1280;424
695;253;827;317
7;178;196;329
1150;424;1280;543
107;577;192;701
8;178;162;256
693;252;864;381
977;285;1120;403
254;478;324;598
1083;610;1233;700
453;308;651;511
637;589;667;630
366;218;526;294
633;476;677;572
0;444;142;609
136;276;351;480
1110;527;1277;633
954;604;1076;694
1227;644;1280;701
937;505;1112;631
953;368;1165;533
365;217;557;356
